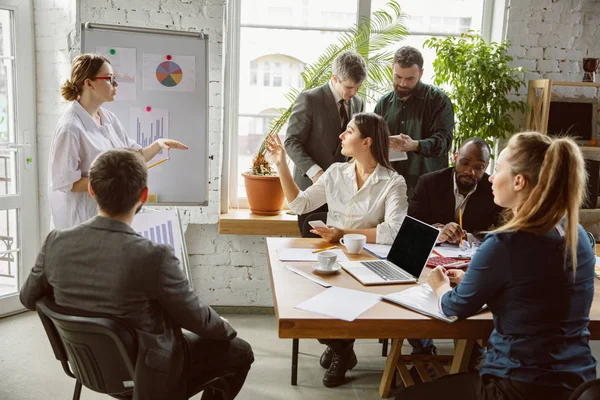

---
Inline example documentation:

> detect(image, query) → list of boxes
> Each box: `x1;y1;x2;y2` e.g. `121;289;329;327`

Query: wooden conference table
266;237;600;398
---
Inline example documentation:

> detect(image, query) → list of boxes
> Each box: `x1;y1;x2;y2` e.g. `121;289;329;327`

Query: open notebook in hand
383;284;487;323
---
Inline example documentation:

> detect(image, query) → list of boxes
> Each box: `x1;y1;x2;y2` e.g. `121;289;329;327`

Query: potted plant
243;0;409;215
423;32;527;151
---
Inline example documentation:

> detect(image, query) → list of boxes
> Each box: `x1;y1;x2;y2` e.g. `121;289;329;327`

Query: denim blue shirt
441;225;597;388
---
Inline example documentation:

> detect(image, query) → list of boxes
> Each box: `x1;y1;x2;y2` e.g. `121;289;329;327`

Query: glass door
0;0;39;317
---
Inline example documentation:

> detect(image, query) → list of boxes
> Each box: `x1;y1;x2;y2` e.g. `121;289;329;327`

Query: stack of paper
434;244;476;259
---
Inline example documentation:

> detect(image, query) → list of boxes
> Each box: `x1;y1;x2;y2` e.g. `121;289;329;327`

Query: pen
432;249;443;257
459;209;463;247
147;158;169;169
312;245;337;254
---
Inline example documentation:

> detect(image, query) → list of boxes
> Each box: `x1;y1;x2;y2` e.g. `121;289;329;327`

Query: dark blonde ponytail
497;132;587;274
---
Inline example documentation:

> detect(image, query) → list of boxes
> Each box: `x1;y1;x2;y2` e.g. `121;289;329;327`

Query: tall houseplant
424;32;527;151
244;0;409;215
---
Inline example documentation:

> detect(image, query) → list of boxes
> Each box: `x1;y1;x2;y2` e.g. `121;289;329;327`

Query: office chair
36;297;233;400
569;378;600;400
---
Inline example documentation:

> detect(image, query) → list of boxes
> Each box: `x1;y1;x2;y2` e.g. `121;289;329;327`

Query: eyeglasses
94;75;117;85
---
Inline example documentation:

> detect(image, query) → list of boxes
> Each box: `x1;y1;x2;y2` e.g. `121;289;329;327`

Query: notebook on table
339;216;440;285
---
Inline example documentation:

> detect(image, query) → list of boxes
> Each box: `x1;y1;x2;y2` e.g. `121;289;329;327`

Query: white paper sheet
132;210;182;262
277;248;349;262
363;243;391;259
130;107;169;164
96;46;137;101
295;286;381;322
143;54;196;92
434;244;476;259
383;284;457;323
389;135;408;161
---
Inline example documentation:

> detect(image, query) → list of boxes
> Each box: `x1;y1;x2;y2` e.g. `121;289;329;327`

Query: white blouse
289;161;408;244
48;101;141;230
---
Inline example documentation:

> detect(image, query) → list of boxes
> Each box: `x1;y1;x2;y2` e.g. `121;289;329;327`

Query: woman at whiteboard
49;53;188;229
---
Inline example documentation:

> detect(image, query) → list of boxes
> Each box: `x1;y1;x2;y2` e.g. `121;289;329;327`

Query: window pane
241;0;358;30
371;0;484;34
0;208;19;298
0;10;16;196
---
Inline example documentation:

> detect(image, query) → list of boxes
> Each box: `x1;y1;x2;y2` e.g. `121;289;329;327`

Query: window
229;0;494;206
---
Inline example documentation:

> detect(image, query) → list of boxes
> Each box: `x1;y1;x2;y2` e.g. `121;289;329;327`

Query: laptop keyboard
360;261;414;281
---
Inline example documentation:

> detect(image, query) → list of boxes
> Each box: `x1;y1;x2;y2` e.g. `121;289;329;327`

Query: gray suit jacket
284;83;364;190
20;216;235;400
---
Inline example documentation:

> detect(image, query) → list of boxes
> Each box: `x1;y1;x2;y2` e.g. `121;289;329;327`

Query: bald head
453;137;491;193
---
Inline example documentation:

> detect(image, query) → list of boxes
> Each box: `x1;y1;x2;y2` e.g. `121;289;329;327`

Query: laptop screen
386;216;440;277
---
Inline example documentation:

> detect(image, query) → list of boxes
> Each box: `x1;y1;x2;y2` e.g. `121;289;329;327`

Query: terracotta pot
242;172;285;216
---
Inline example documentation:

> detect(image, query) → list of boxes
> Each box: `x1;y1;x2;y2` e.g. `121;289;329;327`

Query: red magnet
145;106;152;112
166;55;172;60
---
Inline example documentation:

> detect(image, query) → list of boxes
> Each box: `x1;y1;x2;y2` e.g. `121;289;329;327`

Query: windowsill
219;208;300;236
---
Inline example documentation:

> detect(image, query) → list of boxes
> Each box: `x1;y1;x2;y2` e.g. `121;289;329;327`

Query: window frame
223;0;505;212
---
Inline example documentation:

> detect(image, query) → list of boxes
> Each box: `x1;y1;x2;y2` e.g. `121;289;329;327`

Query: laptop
340;216;440;285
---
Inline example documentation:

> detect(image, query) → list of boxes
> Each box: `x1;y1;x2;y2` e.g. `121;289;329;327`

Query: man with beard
408;137;503;242
375;46;454;199
20;149;254;400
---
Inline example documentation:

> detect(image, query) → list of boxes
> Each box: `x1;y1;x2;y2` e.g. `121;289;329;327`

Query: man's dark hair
332;51;367;84
353;112;394;171
460;137;492;160
393;46;424;70
89;148;147;216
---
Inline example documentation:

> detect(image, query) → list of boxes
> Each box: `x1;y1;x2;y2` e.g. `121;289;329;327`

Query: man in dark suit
20;149;253;400
284;50;366;235
409;137;504;243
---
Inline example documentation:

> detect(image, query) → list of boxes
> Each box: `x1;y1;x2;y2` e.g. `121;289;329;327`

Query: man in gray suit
284;50;366;235
21;149;253;400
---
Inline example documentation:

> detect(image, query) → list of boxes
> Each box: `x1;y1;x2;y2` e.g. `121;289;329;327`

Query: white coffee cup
339;234;367;254
317;251;337;270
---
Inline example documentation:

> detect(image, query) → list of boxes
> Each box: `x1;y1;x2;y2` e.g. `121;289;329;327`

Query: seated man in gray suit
20;149;253;400
284;50;366;235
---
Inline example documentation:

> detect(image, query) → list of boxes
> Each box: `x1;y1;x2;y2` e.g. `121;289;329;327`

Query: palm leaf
252;0;409;174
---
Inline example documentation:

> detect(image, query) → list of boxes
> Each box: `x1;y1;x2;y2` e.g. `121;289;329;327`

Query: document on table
363;244;392;259
295;286;382;322
383;284;458;323
434;244;476;259
277;248;349;262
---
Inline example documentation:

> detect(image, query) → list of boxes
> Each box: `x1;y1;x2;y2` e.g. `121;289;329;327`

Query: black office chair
569;378;600;400
36;297;233;400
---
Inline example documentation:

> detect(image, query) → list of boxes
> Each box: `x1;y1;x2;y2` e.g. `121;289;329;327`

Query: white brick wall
33;0;600;306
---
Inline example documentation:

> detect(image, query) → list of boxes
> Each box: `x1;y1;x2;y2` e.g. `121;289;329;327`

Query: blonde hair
60;54;110;101
496;131;587;273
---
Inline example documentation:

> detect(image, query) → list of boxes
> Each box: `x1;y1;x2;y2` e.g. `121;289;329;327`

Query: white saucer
312;263;341;275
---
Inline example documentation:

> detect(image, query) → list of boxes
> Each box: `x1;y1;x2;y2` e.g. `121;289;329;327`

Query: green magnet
26;157;33;163
109;49;116;55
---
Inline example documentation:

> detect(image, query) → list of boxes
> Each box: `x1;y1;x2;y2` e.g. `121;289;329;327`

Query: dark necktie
339;99;349;133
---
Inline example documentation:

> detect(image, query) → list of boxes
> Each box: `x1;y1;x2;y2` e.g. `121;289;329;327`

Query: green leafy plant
424;32;527;151
249;0;409;175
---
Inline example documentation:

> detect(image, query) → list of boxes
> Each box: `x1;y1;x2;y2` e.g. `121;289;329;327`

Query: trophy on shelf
582;57;599;82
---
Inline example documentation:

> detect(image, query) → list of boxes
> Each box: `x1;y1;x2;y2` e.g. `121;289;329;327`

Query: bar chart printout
132;211;183;262
130;107;170;164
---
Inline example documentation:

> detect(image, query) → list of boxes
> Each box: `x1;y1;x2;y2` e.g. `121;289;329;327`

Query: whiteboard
82;23;208;205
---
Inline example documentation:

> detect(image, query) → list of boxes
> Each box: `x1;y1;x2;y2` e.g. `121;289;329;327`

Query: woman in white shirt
266;112;407;244
49;53;188;229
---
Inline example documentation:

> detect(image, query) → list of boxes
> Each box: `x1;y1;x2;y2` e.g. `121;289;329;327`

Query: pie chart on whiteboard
156;61;183;87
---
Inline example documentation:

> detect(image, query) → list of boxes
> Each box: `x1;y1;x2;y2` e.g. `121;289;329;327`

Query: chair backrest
569;378;600;400
36;297;137;397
